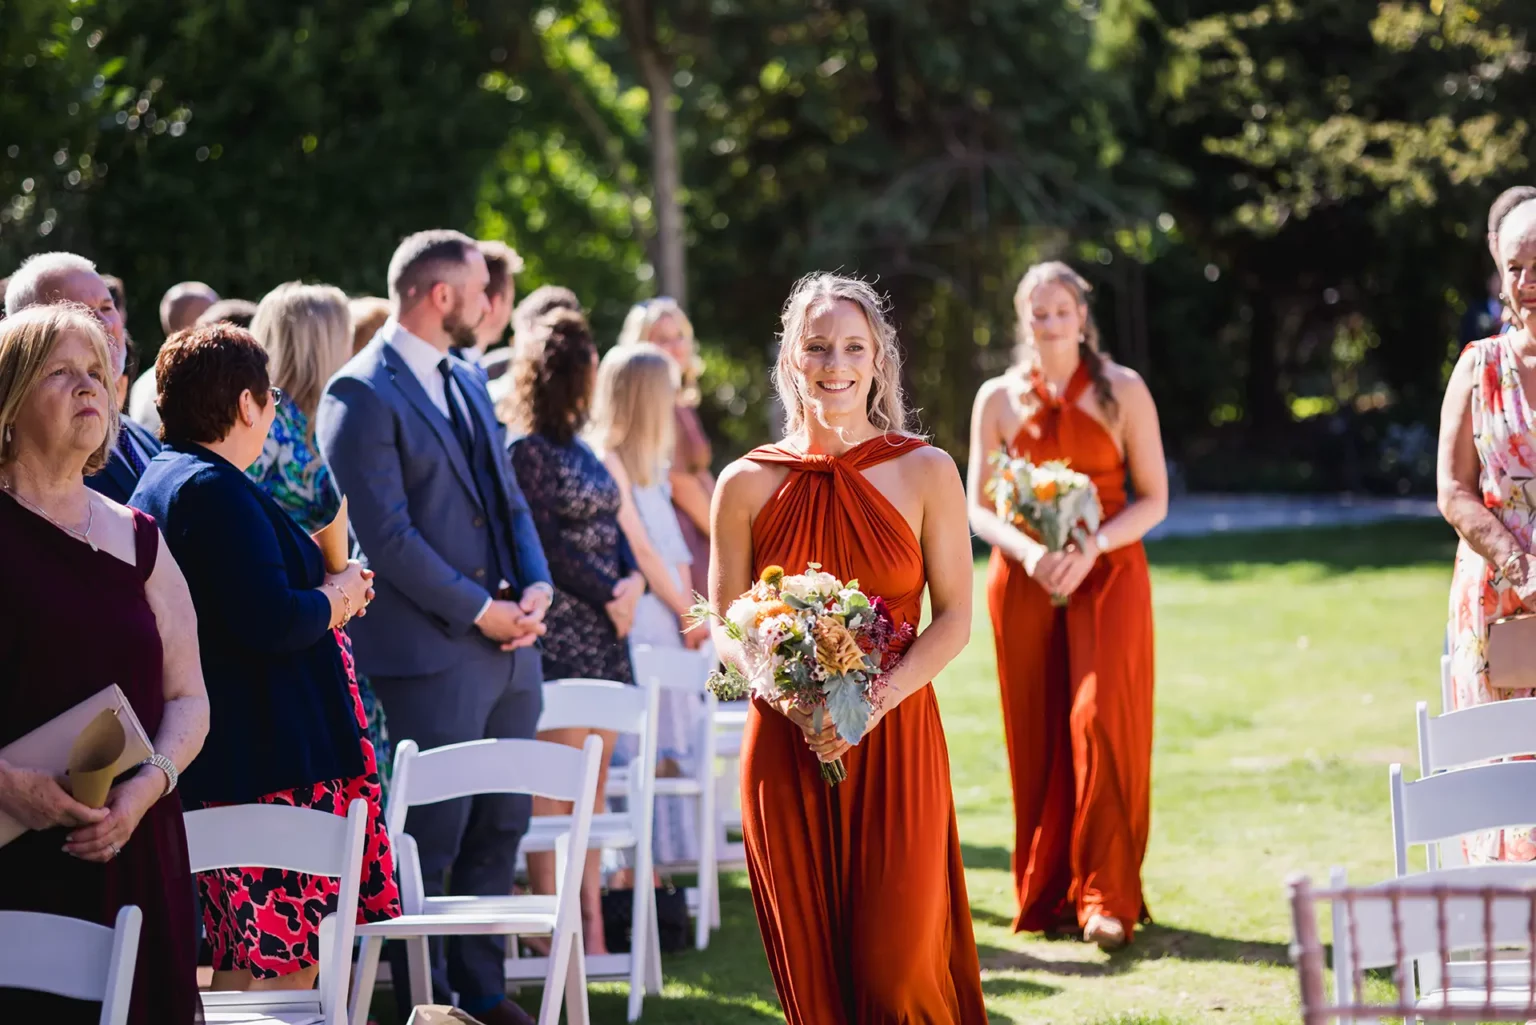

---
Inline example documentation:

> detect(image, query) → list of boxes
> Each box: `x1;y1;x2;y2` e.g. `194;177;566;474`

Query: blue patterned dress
247;400;393;794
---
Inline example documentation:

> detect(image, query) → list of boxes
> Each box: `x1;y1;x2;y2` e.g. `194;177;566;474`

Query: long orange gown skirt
737;436;987;1024
986;364;1155;938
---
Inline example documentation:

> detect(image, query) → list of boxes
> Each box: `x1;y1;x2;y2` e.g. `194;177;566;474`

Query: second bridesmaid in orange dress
710;273;986;1023
968;261;1168;950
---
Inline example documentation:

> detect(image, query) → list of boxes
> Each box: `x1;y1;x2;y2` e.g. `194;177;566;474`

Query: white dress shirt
382;319;474;437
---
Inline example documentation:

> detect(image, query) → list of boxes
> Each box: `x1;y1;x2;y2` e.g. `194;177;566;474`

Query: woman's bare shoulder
716;456;787;516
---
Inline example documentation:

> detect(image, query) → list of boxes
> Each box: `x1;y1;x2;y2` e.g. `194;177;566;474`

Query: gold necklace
1;479;97;551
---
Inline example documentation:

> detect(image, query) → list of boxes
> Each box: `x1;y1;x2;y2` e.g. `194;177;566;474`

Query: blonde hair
618;298;703;406
587;342;678;488
0;304;119;474
773;272;914;439
251;281;352;436
1012;261;1118;421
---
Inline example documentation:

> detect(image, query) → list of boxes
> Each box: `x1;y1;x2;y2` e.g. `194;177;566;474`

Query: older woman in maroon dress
0;304;209;1023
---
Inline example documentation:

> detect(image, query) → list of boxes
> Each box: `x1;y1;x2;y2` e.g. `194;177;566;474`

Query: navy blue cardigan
129;442;364;805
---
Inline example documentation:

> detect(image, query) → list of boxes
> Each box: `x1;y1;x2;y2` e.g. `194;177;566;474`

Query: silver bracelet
142;753;178;797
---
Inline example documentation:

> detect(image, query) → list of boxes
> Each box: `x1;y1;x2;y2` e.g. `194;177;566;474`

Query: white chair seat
202;1012;326;1025
521;814;636;851
358;907;557;938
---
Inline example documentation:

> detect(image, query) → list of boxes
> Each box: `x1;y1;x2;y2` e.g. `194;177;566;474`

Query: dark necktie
438;359;475;459
120;430;146;476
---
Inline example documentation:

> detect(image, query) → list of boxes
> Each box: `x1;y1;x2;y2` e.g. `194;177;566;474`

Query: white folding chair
1390;759;1536;1008
350;736;602;1025
0;905;141;1025
615;644;721;950
1416;698;1536;870
712;700;750;872
518;679;660;1021
186;799;368;1025
1291;868;1536;1023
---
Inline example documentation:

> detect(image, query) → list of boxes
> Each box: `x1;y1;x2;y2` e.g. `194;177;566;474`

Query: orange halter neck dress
737;434;986;1024
985;362;1156;938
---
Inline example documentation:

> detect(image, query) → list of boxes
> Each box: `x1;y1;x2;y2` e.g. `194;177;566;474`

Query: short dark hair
156;323;271;444
478;240;523;302
511;285;582;342
387;229;476;312
195;298;259;330
508;308;597;445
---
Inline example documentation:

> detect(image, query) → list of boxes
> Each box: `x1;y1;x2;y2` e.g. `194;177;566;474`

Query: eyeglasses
268;387;285;408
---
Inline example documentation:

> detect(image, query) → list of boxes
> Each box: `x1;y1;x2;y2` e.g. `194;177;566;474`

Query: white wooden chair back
630;644;721;949
353;736;603;1025
1416;698;1536;871
1292;868;1536;1022
534;679;659;1019
1418;698;1536;772
1391;761;1536;878
185;799;368;1025
0;905;141;1025
385;736;601;842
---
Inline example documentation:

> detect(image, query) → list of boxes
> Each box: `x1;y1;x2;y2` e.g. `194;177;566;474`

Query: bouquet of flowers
687;564;913;784
987;454;1102;606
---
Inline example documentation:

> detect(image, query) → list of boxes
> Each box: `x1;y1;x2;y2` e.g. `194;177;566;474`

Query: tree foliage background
4;0;1531;492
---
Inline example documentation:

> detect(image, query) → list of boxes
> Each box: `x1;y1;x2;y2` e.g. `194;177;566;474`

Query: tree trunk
621;0;686;306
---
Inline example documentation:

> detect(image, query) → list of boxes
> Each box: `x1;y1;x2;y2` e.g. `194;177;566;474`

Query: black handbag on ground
601;884;691;953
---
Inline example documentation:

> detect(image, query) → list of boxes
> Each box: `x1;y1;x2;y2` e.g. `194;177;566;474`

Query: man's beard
444;299;480;352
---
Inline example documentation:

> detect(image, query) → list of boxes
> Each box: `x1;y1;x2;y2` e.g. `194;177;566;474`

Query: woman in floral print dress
248;282;392;793
1439;195;1536;862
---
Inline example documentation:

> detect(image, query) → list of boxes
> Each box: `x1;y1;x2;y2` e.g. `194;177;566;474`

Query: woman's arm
967;378;1045;568
607;454;692;617
64;531;210;862
707;460;761;674
670;466;713;535
1098;371;1169;548
870;450;973;717
140;531;210;776
1436;347;1536;592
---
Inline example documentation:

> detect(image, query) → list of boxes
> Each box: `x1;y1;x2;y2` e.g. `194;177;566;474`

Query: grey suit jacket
316;334;552;678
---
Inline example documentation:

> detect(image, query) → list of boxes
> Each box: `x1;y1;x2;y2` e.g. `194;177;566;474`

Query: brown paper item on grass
311;495;350;574
65;707;127;808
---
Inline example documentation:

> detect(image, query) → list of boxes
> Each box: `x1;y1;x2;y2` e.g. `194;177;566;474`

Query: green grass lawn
385;519;1459;1024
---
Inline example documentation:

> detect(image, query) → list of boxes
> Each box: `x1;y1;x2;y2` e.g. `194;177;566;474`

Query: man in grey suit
317;230;551;1025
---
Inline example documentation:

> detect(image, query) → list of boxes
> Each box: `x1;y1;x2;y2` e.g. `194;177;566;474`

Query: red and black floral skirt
199;630;401;979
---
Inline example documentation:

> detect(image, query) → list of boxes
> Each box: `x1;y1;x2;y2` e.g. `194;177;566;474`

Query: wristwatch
1093;530;1111;555
142;753;179;798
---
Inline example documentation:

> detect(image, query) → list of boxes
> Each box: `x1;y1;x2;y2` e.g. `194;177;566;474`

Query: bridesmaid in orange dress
968;261;1168;950
709;274;985;1023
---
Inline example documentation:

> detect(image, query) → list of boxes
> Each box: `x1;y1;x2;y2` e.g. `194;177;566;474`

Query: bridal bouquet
987;454;1103;606
687;564;912;784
